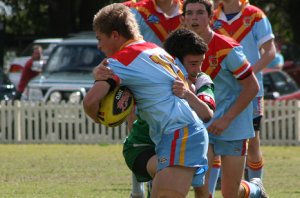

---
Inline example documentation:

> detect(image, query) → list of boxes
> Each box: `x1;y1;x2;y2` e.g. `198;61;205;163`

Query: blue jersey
131;0;182;46
212;0;274;97
202;33;254;140
108;40;205;144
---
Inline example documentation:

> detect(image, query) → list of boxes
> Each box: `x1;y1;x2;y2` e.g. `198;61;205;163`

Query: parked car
22;34;105;103
8;38;63;86
0;67;15;101
263;68;300;100
281;43;300;87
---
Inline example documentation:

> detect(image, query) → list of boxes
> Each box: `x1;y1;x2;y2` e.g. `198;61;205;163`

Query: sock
209;157;221;197
131;173;144;197
146;180;152;198
241;180;262;198
247;159;264;180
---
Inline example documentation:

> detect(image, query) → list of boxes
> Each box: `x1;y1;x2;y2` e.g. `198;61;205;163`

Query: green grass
0;144;299;198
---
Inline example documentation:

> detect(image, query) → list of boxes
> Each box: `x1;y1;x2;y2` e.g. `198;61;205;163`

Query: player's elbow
83;95;99;122
248;77;259;99
202;109;214;123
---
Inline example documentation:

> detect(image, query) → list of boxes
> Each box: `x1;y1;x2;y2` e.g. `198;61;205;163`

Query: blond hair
93;3;142;40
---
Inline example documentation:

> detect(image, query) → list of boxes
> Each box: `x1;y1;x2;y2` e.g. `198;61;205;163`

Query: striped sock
209;157;221;197
247;158;264;180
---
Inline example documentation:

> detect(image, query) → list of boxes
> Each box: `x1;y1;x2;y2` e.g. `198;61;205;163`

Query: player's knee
157;188;185;198
194;186;209;198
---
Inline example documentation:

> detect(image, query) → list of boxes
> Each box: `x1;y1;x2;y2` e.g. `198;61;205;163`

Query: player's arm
83;81;111;123
93;58;114;80
208;72;259;135
84;60;118;123
252;39;276;74
173;77;214;123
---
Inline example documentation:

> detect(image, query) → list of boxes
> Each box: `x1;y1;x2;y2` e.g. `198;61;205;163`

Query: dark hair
183;0;214;18
164;28;208;63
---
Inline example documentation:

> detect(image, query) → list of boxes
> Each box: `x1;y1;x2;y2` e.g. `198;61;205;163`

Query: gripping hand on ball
93;58;114;81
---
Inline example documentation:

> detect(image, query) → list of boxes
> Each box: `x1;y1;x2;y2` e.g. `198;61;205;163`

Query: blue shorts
155;123;208;187
209;136;248;156
252;96;264;119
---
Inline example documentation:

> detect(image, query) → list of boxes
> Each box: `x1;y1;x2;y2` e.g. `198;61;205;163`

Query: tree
251;0;300;45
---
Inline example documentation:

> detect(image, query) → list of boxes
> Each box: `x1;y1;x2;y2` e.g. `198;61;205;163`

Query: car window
264;71;299;95
263;74;273;94
44;44;105;73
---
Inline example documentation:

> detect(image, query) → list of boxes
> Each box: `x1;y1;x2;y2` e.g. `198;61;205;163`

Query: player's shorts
253;96;263;119
209;136;248;156
123;138;155;182
252;96;264;131
155;122;208;187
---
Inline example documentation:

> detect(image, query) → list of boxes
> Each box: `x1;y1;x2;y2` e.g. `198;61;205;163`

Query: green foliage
251;0;293;43
1;0;300;44
1;0;50;35
0;144;299;197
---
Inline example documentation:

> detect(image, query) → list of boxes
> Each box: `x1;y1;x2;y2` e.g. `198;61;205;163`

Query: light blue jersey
108;40;209;185
212;1;275;97
108;40;205;145
202;33;254;140
130;0;182;47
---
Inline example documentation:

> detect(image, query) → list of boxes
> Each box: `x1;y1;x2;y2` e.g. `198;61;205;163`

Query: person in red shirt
15;45;43;99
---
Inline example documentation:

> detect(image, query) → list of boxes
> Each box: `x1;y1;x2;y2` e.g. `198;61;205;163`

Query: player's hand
93;58;114;80
207;116;231;136
173;77;190;99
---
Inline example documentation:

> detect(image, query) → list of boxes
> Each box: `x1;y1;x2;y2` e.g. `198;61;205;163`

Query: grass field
0;144;299;198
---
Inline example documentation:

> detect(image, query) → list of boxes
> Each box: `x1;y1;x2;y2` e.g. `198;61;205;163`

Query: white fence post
1;100;299;145
261;100;300;146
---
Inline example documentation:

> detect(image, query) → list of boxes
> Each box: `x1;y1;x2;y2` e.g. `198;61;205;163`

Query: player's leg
221;155;246;198
152;125;209;197
130;173;145;198
247;97;264;180
123;139;155;197
211;138;247;198
247;129;264;180
209;155;221;197
152;166;195;198
239;178;269;198
194;144;213;198
145;155;157;198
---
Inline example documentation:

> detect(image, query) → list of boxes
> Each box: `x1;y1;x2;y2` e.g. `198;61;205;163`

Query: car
281;43;300;87
8;38;63;86
263;68;300;100
22;33;105;103
0;67;15;101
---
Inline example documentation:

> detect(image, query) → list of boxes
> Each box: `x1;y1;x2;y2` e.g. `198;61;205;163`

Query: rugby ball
97;86;134;127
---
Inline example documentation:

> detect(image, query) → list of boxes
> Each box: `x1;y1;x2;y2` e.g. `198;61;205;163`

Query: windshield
44;44;105;73
263;71;299;96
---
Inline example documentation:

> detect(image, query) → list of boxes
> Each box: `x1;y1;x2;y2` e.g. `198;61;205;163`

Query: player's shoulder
213;33;240;49
132;0;152;9
111;41;160;66
244;4;265;18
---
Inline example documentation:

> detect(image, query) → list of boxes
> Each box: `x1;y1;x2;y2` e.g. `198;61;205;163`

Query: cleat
250;178;269;198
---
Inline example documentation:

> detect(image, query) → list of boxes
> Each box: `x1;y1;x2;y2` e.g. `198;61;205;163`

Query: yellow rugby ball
97;86;134;127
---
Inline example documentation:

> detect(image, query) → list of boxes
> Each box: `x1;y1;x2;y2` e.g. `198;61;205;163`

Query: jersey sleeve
195;73;216;111
252;10;275;48
223;45;252;80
